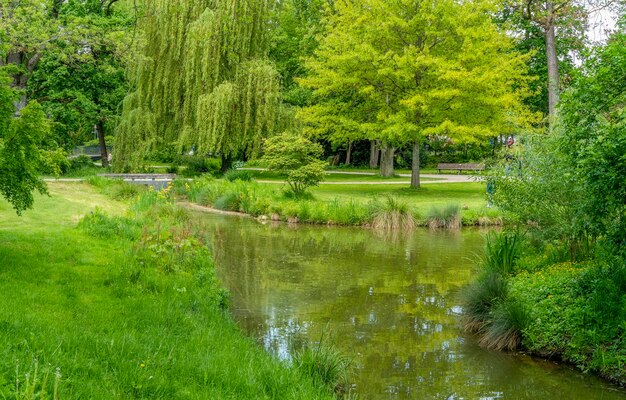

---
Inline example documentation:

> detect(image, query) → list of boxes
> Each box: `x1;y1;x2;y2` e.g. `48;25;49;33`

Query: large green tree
27;0;133;166
500;1;622;120
0;71;50;214
300;0;534;186
115;0;281;172
489;24;626;256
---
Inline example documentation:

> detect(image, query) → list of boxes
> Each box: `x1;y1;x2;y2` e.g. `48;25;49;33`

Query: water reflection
199;214;626;400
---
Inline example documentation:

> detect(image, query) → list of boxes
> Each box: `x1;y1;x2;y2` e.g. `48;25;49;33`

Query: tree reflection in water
200;214;626;400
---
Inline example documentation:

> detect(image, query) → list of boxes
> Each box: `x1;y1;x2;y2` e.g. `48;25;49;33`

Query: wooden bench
436;163;485;174
99;173;177;181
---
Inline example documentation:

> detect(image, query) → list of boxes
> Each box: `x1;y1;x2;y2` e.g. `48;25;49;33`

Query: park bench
99;173;177;181
436;163;485;174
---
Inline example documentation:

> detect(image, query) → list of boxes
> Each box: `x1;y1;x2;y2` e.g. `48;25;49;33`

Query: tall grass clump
478;296;529;351
370;196;416;230
461;230;528;350
461;271;508;333
293;341;351;397
78;207;139;240
223;169;253;182
85;176;146;200
12;359;61;400
425;204;461;229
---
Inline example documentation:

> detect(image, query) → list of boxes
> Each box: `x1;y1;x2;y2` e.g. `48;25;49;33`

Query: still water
200;214;626;399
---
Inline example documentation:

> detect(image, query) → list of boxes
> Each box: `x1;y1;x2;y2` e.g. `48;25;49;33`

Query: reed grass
425;204;461;229
370;196;416;231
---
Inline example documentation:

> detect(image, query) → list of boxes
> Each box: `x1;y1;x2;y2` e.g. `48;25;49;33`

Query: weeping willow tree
114;0;280;171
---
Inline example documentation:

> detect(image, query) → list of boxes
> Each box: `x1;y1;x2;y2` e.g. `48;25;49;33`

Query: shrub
66;155;94;173
262;133;326;195
181;156;219;176
509;260;626;384
165;164;179;174
425;204;461;229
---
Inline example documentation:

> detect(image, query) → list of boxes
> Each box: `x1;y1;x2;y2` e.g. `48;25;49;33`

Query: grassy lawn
182;177;503;227
246;169;440;182
0;182;334;399
311;182;486;211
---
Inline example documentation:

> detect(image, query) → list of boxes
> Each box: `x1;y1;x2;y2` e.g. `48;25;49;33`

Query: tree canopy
0;71;50;214
299;0;535;185
114;0;281;172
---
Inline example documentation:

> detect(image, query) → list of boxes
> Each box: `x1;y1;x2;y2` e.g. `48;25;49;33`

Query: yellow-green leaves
300;0;536;147
115;0;280;171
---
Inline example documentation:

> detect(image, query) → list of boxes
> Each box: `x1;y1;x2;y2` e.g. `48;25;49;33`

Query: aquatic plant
483;230;523;275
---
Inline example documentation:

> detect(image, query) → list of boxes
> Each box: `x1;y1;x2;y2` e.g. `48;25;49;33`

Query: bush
181;156;220;176
261;133;326;195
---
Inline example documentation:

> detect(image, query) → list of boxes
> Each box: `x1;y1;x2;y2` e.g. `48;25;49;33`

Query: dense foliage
299;0;535;183
114;0;281;172
466;26;626;386
490;29;626;255
262;133;326;194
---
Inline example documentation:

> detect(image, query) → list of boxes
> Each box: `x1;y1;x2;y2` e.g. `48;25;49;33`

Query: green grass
311;182;486;215
181;178;505;227
244;169;439;182
0;182;335;399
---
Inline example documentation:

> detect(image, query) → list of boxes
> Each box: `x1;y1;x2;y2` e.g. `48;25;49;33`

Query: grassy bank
462;231;626;386
177;176;505;228
0;182;337;399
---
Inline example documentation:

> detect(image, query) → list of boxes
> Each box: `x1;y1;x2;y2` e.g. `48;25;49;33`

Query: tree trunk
369;140;380;168
96;121;109;167
379;146;395;177
6;51;41;114
410;141;420;189
220;153;233;172
345;141;353;165
545;4;559;119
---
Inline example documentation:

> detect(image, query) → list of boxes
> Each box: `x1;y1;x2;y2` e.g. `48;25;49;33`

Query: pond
200;213;626;399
